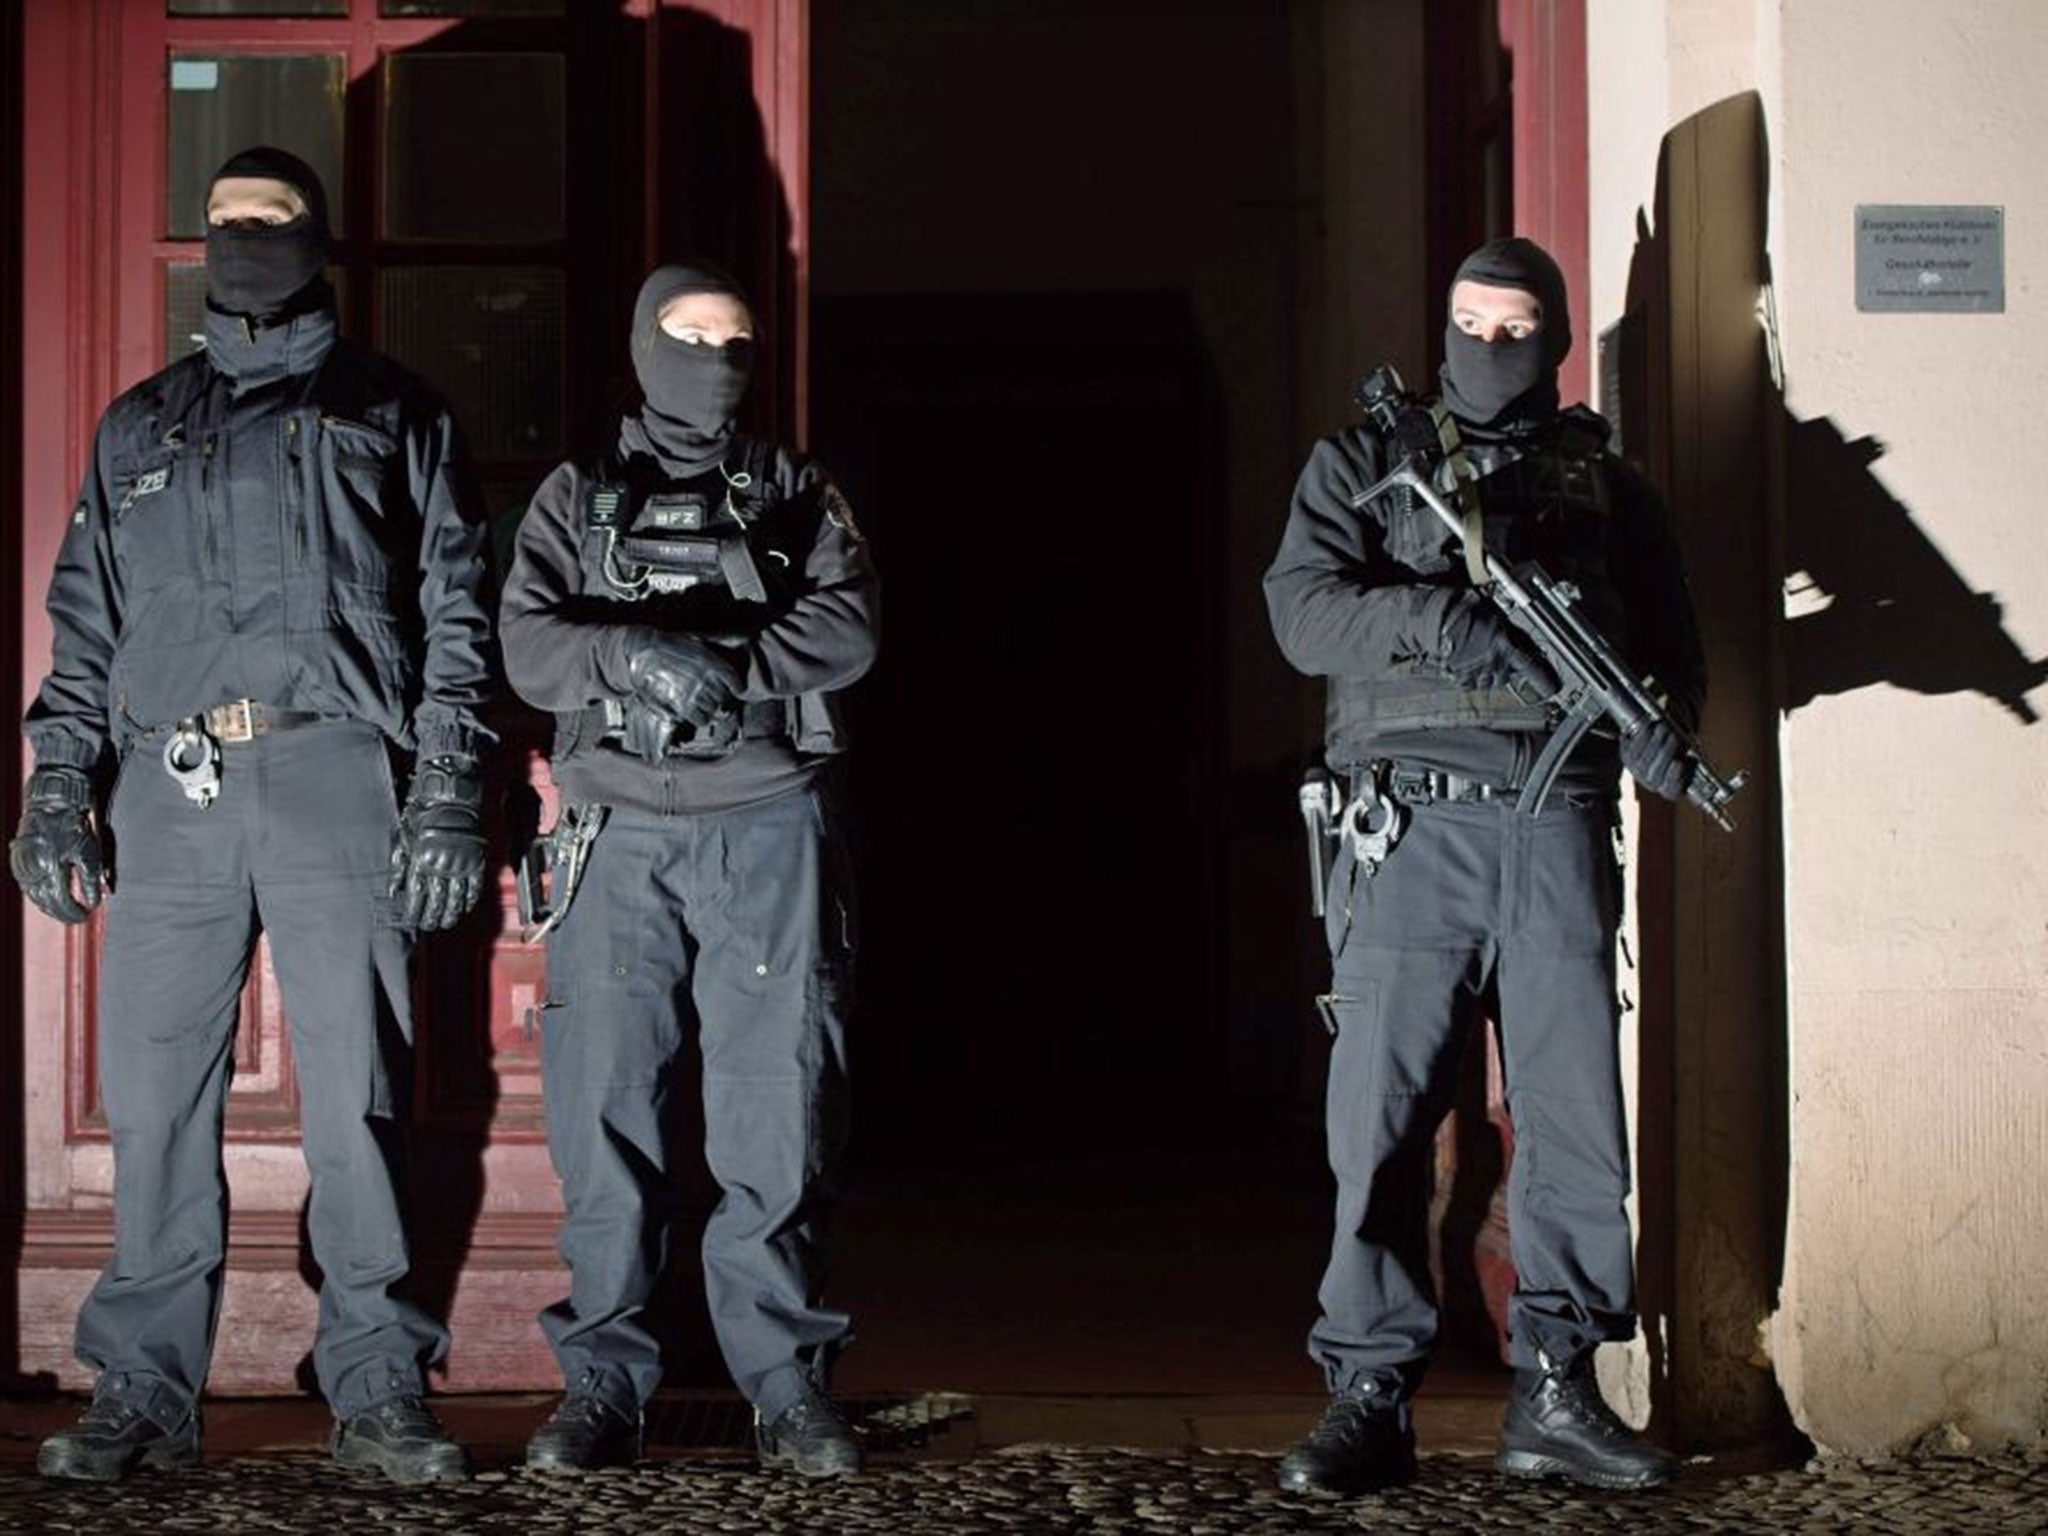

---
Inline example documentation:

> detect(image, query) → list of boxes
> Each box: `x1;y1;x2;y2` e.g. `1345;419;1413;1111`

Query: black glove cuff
408;754;483;813
1437;592;1492;673
25;766;94;815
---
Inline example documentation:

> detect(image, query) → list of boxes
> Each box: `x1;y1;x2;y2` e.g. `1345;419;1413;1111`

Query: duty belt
1384;765;1506;805
579;698;787;751
154;700;339;811
198;698;333;744
1383;764;1612;810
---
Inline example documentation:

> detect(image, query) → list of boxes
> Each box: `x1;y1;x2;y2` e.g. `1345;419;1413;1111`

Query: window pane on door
482;478;544;574
166;264;209;363
380;0;561;14
382;266;564;460
169;1;346;15
383;54;565;243
167;54;345;239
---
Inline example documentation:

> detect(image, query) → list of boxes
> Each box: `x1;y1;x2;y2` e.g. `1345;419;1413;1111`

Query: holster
516;801;607;942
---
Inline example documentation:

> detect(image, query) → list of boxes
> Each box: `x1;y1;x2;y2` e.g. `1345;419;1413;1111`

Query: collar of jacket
201;300;337;393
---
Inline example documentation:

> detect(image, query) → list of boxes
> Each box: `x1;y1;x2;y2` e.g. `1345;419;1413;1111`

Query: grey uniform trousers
1312;794;1635;1396
538;784;852;1423
77;721;445;1429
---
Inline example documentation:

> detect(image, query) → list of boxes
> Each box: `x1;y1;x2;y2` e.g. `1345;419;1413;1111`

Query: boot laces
1550;1358;1636;1442
367;1395;442;1439
80;1398;141;1434
1313;1390;1398;1452
779;1389;851;1437
552;1394;616;1432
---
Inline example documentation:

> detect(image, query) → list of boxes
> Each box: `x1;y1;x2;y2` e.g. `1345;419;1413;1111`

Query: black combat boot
1495;1351;1677;1490
329;1395;471;1484
1276;1383;1417;1495
37;1396;201;1482
526;1392;641;1473
755;1386;862;1478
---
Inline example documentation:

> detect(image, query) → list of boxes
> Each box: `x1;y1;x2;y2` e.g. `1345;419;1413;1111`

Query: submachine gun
1349;365;1747;832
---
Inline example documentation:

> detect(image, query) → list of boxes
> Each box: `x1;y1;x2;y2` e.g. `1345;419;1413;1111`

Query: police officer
1264;237;1704;1494
12;148;492;1484
500;262;877;1476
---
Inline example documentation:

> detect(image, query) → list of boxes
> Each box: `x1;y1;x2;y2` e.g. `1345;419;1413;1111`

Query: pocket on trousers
1316;985;1377;1040
1325;973;1435;1099
104;745;141;827
540;998;678;1095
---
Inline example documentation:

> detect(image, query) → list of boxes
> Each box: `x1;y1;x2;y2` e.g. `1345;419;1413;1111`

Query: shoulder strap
728;436;781;516
1548;408;1615;516
1556;404;1614;457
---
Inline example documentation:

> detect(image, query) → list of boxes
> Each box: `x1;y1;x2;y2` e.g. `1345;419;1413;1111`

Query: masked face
204;171;328;318
1441;279;1548;424
1437;237;1573;428
635;289;756;433
618;264;758;477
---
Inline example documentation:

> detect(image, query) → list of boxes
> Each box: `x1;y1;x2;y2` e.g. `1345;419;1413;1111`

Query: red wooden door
1421;0;1592;1363
14;0;806;1393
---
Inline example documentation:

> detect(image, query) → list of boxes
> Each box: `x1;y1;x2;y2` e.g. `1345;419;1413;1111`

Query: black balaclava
620;260;755;479
204;146;331;319
1439;236;1571;428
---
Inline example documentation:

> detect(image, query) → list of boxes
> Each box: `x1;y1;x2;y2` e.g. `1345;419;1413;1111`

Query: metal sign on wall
1856;205;2004;313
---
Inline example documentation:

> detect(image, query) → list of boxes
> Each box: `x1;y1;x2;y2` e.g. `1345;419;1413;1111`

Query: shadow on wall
1613;89;2043;1452
1615;99;2043;738
1614;89;1793;1453
1780;419;2047;722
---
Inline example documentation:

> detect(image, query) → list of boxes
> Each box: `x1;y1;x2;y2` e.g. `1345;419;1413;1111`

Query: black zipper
201;435;218;573
285;415;305;567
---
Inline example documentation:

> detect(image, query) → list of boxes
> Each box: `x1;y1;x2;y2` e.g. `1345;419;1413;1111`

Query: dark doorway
817;291;1226;1162
807;0;1322;1400
807;0;1574;1404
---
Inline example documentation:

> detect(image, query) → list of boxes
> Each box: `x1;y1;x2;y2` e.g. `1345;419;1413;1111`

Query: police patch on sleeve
821;480;863;541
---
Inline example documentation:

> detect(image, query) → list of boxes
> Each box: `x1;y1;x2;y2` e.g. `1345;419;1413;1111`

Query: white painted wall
1588;0;2048;1454
1770;0;2048;1456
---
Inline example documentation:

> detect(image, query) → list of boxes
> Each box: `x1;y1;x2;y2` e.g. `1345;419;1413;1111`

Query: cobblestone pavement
1;1444;2043;1534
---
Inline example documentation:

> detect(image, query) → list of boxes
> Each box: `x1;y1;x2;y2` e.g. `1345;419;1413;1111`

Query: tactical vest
1325;405;1627;773
551;438;811;763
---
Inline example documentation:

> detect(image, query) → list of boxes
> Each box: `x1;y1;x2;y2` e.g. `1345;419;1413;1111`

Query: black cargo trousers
537;782;853;1424
1311;789;1635;1397
76;720;446;1431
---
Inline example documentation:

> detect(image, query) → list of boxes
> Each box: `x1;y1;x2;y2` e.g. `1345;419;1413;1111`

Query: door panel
15;0;807;1393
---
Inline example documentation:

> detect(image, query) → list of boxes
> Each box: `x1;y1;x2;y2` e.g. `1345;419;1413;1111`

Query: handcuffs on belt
1299;763;1410;914
157;700;316;810
1340;767;1408;880
163;720;223;810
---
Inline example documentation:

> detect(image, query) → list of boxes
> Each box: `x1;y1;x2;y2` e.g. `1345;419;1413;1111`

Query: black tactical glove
1619;719;1690;802
9;766;105;925
625;631;744;731
618;698;682;764
389;755;487;932
1440;592;1561;699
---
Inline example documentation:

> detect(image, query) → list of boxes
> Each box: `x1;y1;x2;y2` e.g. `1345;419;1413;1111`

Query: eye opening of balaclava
203;145;332;320
622;259;757;479
1438;236;1572;428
